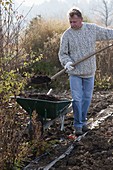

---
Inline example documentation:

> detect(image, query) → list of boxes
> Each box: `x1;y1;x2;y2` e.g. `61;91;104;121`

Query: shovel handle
51;68;66;80
72;43;113;67
51;43;113;80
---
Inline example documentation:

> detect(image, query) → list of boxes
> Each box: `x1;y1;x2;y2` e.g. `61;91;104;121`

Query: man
58;7;113;136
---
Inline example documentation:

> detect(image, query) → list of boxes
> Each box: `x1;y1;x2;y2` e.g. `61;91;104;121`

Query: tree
91;0;113;27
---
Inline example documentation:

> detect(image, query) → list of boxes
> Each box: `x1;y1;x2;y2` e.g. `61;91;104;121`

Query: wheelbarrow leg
37;115;44;136
27;109;34;140
27;121;34;140
60;115;65;131
60;103;72;131
27;110;44;139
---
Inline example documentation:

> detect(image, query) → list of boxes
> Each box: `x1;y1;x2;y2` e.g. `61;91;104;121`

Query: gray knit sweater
58;22;113;78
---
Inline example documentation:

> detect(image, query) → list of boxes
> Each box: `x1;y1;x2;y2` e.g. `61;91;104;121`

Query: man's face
69;15;83;29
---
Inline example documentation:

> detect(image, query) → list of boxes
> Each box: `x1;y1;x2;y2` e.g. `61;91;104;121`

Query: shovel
30;43;113;84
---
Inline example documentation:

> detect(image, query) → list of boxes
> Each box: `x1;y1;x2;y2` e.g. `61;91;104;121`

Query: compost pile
19;92;62;101
23;90;113;170
28;93;61;101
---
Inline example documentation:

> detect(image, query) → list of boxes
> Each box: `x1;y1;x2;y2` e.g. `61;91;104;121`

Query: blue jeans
69;75;94;128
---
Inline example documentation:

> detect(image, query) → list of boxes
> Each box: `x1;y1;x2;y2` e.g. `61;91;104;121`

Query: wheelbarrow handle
51;43;113;80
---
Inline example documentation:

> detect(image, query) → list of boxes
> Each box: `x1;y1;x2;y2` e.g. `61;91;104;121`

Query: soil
23;90;113;170
28;94;61;101
29;75;51;84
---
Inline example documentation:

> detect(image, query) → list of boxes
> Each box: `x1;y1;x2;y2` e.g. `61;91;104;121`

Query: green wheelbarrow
16;96;72;137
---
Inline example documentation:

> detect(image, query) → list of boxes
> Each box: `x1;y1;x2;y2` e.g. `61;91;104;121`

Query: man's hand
64;62;74;71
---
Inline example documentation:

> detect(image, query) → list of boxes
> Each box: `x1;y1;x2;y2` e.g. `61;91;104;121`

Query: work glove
64;62;74;71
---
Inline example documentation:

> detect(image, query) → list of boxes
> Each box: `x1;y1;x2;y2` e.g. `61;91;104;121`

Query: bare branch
92;0;113;27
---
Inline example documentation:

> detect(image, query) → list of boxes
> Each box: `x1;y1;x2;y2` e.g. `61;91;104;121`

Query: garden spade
30;43;113;84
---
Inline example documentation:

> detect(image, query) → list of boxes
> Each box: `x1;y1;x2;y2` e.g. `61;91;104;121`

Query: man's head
68;7;83;29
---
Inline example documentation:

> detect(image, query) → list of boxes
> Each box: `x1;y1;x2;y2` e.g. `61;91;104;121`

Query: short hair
68;7;83;18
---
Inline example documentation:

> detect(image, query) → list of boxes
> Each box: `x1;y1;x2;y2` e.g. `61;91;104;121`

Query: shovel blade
30;75;51;84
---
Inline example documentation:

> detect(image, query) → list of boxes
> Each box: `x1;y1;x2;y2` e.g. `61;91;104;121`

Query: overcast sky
16;0;66;6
